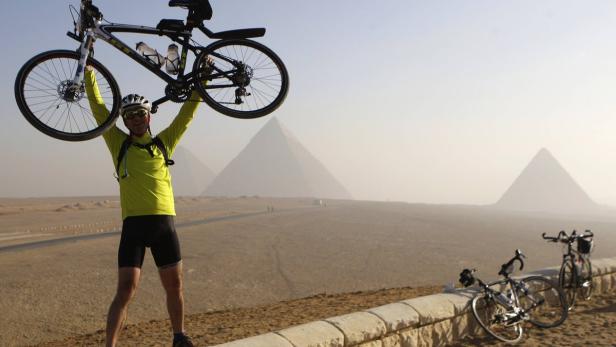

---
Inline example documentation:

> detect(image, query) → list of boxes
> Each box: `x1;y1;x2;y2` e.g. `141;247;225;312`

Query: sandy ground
452;293;616;346
1;197;616;346
32;291;616;347
34;286;443;346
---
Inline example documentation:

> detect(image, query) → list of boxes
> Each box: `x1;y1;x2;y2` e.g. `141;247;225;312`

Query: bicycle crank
502;313;524;327
165;84;192;103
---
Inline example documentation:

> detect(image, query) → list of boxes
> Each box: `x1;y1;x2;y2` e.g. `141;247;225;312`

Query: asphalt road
0;210;268;253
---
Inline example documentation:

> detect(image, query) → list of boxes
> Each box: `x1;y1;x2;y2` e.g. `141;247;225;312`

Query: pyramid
170;146;216;196
494;148;598;213
203;118;351;199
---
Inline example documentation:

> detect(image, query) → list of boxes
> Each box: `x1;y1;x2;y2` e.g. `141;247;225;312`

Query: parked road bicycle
15;0;289;141
542;229;594;310
459;249;568;344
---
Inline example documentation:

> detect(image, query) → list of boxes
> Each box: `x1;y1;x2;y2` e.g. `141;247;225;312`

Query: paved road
0;210;270;253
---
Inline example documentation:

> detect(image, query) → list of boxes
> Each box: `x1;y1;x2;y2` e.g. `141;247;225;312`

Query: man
85;64;204;347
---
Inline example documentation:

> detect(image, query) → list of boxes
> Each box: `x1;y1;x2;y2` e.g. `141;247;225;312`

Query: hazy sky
2;0;616;205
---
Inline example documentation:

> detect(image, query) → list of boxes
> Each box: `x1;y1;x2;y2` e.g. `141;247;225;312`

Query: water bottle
136;42;165;68
165;44;180;75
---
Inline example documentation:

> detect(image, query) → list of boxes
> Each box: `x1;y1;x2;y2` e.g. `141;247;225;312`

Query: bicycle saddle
170;0;212;16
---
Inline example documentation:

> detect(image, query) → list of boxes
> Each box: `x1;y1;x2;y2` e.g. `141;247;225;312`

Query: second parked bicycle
542;229;594;310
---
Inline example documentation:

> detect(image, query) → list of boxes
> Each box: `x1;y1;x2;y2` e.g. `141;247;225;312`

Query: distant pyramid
170;146;215;196
494;148;597;213
204;118;351;199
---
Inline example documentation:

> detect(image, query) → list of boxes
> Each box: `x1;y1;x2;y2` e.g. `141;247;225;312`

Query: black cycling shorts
118;215;181;269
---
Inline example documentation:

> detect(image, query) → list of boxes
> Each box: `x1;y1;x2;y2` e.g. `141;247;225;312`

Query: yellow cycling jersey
85;70;201;219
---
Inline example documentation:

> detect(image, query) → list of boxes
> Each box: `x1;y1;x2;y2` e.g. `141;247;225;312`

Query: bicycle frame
69;17;241;111
478;277;520;305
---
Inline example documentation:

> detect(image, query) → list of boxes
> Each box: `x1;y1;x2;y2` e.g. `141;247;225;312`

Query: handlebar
78;0;102;34
542;229;593;244
498;249;525;277
459;249;527;287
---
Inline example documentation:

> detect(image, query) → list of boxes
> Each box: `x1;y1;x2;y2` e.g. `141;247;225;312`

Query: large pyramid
494;148;598;213
170;146;216;196
203;118;351;199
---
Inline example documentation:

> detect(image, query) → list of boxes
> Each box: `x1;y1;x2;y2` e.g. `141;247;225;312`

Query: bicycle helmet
120;94;152;116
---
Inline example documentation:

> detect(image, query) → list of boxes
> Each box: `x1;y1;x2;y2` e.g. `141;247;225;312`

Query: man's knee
116;278;139;303
163;275;183;294
160;264;183;294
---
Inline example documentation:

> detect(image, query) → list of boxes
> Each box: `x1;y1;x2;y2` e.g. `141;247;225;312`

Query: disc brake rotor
57;80;85;102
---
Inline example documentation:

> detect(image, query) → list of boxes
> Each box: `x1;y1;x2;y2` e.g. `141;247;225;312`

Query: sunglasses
123;109;149;120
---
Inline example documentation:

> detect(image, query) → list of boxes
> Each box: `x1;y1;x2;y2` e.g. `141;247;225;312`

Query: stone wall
211;257;616;347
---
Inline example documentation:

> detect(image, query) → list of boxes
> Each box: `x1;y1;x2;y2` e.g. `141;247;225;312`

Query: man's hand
85;64;94;73
199;56;214;89
204;55;214;73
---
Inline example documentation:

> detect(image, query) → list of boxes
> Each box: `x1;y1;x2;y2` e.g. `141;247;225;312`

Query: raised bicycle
542;229;594;310
459;249;568;344
14;0;289;141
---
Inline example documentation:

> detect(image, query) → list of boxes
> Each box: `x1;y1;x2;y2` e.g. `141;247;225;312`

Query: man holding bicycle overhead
85;63;207;347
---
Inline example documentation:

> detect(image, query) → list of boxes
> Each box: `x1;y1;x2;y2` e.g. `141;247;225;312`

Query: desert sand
1;197;615;346
32;291;616;347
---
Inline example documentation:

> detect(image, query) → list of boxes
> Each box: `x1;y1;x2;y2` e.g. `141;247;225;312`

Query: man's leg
106;267;141;347
159;262;184;334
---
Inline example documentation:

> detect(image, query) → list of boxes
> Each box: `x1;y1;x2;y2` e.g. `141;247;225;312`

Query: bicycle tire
578;257;593;301
517;276;568;328
471;293;523;344
193;39;289;119
558;257;577;310
15;50;121;141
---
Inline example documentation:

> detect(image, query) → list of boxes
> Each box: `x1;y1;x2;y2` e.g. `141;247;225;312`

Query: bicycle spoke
50;59;65;83
27;74;58;91
25;98;61;108
519;276;567;328
250;86;268;109
33;100;62;121
46;101;64;128
472;294;522;343
76;101;97;129
40;61;63;85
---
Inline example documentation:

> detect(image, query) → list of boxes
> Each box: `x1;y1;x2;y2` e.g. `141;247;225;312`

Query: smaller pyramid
170;146;216;196
494;148;598;213
204;118;351;199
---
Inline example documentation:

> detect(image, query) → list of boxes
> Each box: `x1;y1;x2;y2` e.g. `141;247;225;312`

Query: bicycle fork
62;31;95;102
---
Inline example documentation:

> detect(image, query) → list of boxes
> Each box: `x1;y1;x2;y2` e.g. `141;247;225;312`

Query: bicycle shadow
574;298;616;315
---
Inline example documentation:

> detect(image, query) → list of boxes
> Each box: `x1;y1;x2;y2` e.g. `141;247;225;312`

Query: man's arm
85;67;114;126
157;56;212;155
84;66;126;160
157;90;201;156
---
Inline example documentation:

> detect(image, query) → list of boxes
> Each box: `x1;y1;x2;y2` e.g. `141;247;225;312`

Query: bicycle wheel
193;39;289;119
518;276;568;328
15;50;121;141
578;257;593;300
471;293;523;343
558;257;577;310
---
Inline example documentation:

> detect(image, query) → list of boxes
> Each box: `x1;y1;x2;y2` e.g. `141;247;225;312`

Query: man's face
122;108;150;137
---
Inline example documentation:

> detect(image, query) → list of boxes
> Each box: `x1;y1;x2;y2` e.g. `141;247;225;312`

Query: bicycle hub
58;80;85;102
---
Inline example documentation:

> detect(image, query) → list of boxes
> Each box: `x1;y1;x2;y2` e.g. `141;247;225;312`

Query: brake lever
514;249;525;270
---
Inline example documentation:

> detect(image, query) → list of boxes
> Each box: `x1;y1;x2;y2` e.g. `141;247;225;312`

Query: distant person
85;61;210;347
